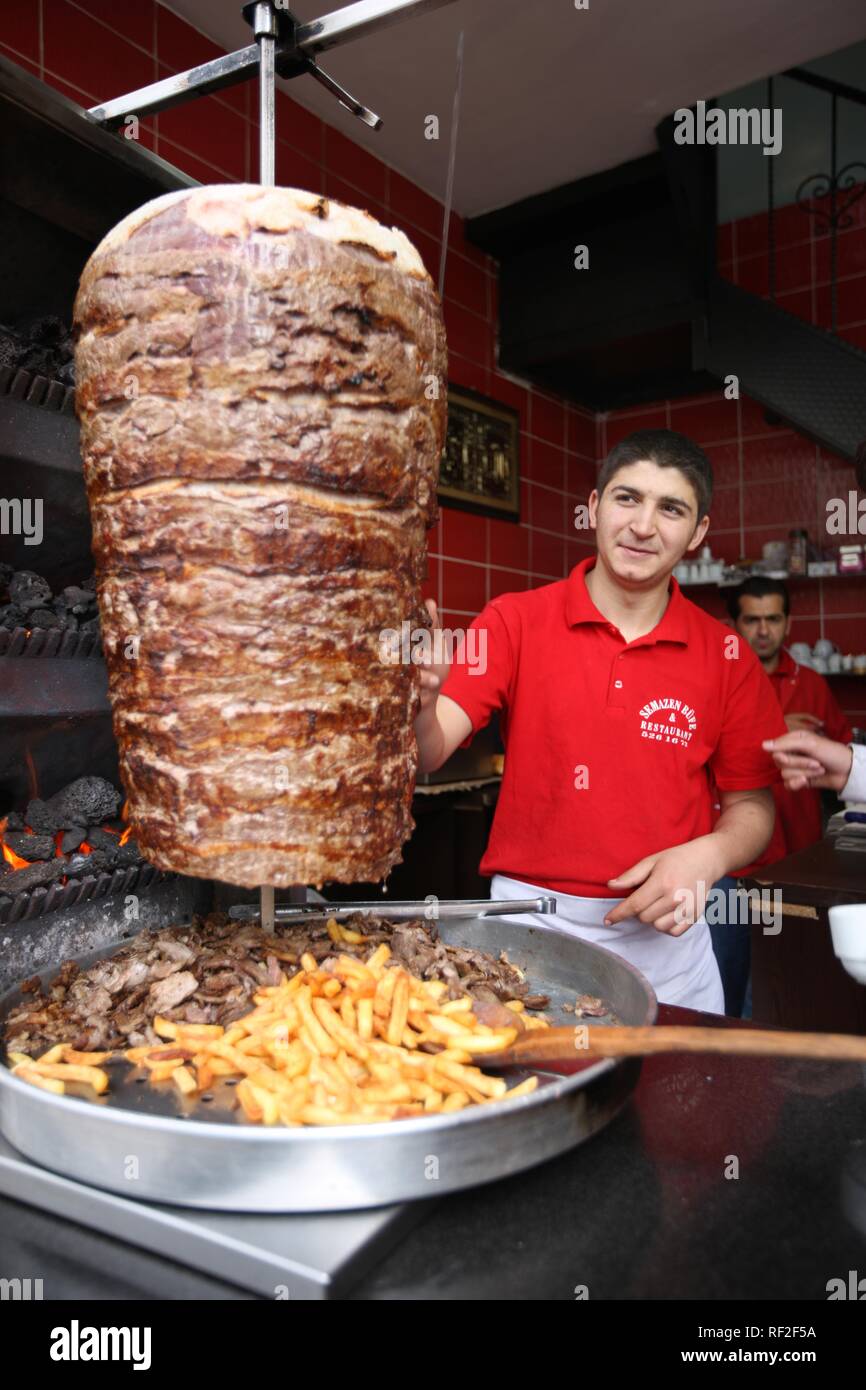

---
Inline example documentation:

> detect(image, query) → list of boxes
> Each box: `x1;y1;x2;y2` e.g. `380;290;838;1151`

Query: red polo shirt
440;556;786;897
766;648;852;856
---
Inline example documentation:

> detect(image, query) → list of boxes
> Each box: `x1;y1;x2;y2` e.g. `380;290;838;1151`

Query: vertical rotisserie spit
73;185;447;888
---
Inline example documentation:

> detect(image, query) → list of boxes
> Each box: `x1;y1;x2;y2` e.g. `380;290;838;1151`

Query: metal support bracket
87;0;456;140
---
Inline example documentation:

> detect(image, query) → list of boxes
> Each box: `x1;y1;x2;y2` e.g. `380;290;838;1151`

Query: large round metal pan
0;914;656;1212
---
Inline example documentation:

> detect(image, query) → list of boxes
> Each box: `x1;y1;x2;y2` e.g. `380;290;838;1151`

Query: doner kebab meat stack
73;185;447;889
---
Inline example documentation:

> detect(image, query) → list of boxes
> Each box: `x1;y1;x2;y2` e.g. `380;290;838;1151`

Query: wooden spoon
474;1025;866;1069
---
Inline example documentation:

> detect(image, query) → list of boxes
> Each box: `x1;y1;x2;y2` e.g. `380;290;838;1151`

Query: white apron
490;872;724;1014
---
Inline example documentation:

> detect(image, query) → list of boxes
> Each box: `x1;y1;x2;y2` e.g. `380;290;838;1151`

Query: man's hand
413;599;472;773
762;730;854;791
604;836;727;936
417;598;451;714
784;711;824;734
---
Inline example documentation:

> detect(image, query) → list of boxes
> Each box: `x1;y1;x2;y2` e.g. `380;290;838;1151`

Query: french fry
504;1076;539;1099
312;997;369;1061
433;1059;508;1100
173;1023;224;1041
249;1085;280;1125
147;1060;188;1083
17;1059;109;1093
334;954;371;981
437;999;476;1018
357;996;374;1041
386;971;410;1046
14;1067;66;1095
296;990;339;1057
425;1013;475;1038
452;1027;518;1053
196;1061;214;1091
172;1065;197;1096
61;1048;115;1066
236;1079;263;1122
365;943;391;976
373;967;399;1020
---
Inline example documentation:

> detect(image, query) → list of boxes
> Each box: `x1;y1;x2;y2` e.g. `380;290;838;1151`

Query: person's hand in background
762;729;853;791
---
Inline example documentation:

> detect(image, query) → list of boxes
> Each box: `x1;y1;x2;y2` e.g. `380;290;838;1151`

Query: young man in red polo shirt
414;429;786;1011
727;577;852;856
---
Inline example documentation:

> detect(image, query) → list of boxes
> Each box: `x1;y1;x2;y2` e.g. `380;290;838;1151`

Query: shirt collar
772;647;798;679
565;555;690;645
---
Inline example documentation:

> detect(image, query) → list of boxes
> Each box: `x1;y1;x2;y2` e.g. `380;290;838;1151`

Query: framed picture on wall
438;384;521;521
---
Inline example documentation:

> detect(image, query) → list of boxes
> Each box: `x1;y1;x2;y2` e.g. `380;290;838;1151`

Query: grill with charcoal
0;71;212;963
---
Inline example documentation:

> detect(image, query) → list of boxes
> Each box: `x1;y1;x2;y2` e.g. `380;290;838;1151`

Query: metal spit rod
252;2;277;184
256;4;277;925
259;884;276;930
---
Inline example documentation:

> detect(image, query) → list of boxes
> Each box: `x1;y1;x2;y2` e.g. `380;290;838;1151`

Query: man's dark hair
598;428;714;519
726;575;790;622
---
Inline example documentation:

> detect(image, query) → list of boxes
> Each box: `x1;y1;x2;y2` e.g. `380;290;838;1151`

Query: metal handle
229;897;558;923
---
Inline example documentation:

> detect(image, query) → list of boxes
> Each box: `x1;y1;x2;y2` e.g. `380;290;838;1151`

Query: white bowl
814;638;839;658
828;904;866;984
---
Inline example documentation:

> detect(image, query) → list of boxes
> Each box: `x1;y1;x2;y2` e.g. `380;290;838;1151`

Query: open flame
1;844;28;870
0;817;29;871
2;840;29;870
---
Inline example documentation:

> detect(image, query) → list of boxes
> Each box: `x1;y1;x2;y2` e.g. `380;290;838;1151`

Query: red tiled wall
1;0;597;639
3;4;862;724
718;191;866;351
599;193;866;724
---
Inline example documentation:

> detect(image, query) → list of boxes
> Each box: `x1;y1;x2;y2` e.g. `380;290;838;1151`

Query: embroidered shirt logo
639;696;698;747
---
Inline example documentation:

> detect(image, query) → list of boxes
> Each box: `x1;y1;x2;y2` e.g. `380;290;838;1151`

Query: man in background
727;576;851;855
708;576;852;1016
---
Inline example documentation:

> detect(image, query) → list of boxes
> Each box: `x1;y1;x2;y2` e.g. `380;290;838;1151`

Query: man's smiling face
588;459;709;588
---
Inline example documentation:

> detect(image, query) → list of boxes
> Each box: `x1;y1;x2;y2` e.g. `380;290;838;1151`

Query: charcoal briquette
4;832;54;861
